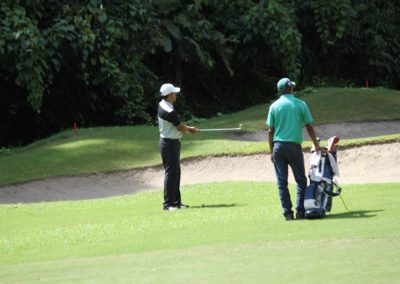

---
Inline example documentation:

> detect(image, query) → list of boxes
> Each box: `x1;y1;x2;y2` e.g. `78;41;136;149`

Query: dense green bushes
1;0;399;146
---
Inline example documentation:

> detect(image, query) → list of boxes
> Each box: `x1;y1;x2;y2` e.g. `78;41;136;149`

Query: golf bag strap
323;182;342;197
327;152;340;177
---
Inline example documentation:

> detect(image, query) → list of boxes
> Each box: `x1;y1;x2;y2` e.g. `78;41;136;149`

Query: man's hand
314;144;323;153
188;127;199;134
177;124;199;134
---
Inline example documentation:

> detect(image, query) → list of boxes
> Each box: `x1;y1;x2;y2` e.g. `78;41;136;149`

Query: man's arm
305;124;322;152
165;109;198;134
268;126;274;162
177;124;198;134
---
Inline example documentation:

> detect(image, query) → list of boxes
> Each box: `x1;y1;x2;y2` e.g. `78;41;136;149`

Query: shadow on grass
326;210;383;219
189;203;246;209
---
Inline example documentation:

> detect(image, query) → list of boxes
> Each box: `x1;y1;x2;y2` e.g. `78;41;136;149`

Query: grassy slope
0;182;399;283
0;87;399;187
200;87;400;130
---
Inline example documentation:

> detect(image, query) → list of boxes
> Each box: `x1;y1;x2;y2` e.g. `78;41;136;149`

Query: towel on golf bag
304;148;342;218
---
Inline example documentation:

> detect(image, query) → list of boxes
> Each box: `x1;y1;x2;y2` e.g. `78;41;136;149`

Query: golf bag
304;136;342;218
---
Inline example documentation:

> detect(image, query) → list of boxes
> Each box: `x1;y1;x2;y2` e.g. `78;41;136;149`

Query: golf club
199;124;243;132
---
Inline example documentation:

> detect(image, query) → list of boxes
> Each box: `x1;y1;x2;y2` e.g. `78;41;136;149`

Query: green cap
277;78;296;92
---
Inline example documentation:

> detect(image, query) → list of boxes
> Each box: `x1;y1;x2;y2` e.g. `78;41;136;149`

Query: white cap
160;83;180;97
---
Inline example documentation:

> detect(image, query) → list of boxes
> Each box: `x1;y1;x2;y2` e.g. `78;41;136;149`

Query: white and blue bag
304;137;342;218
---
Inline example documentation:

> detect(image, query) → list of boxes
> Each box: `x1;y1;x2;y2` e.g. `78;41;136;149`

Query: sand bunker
0;121;399;204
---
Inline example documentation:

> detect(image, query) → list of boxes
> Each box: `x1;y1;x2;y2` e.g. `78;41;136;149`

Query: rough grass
0;182;399;283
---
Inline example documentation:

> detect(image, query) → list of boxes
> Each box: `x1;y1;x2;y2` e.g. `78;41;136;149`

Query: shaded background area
1;0;400;147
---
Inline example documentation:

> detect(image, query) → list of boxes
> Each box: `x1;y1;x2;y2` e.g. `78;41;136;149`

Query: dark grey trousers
160;138;181;208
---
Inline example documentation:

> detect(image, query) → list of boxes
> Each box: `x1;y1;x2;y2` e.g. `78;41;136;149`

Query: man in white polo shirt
158;83;198;211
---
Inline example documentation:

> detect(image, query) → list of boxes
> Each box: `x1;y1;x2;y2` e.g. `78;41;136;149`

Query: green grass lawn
0;87;399;186
0;181;399;283
1;87;400;283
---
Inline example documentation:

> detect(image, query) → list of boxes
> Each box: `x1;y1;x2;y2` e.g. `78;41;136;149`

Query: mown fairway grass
0;182;399;283
0;87;399;186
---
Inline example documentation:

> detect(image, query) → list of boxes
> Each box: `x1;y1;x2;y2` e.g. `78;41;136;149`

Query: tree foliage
297;0;400;86
0;0;399;146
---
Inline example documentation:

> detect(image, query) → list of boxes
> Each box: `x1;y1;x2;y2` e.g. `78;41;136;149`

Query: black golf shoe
296;212;306;220
283;212;294;221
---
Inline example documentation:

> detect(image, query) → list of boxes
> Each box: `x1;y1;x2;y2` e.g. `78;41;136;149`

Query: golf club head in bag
327;136;340;152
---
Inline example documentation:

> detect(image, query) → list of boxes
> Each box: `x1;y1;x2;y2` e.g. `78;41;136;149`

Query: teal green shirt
266;94;313;144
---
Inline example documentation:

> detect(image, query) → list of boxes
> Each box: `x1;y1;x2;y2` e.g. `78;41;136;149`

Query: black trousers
160;138;181;208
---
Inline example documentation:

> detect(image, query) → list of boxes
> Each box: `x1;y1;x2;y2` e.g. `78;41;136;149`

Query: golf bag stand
304;136;342;218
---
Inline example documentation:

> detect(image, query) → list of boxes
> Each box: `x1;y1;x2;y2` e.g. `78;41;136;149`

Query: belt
160;137;180;141
274;141;301;145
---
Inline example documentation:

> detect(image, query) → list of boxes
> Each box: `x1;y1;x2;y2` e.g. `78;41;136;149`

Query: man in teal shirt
267;78;321;220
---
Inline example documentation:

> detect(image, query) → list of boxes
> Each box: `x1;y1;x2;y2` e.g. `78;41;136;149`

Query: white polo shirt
157;100;182;139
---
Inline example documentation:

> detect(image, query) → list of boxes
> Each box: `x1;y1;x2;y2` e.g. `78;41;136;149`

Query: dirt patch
0;122;399;204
